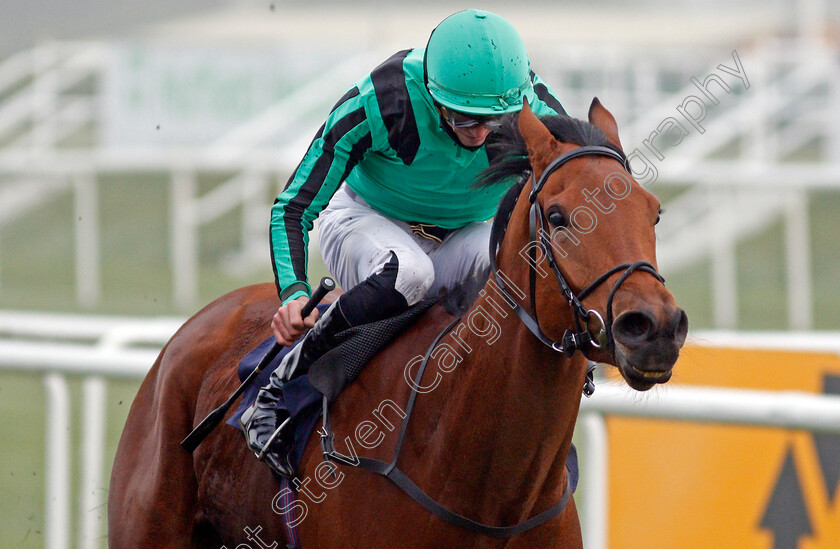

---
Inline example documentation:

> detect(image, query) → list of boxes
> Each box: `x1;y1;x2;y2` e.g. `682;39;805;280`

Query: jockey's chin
452;125;493;148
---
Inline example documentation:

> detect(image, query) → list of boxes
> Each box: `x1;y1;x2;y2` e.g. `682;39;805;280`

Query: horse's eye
655;208;663;225
548;209;568;228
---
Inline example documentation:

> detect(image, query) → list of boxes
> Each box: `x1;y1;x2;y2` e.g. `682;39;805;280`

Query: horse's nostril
612;310;657;345
670;308;689;347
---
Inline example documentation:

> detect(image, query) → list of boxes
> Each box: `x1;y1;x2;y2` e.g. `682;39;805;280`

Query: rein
317;144;665;538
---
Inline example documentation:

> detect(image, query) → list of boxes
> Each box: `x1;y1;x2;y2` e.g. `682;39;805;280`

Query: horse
108;98;688;548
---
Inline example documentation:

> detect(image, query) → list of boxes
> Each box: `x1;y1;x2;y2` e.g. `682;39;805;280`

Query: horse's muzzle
611;307;688;391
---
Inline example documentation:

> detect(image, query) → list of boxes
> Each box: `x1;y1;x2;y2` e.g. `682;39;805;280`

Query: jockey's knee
392;251;435;306
472;249;491;277
340;250;431;325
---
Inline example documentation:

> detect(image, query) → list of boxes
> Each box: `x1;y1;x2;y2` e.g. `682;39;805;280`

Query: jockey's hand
272;296;319;346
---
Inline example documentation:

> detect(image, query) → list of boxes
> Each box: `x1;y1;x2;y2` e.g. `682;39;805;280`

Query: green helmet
425;9;533;115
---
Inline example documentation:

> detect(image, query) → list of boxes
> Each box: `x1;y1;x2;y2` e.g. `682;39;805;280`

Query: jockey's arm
270;88;372;296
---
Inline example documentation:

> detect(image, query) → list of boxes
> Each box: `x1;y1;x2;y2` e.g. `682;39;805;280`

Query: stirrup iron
256;416;291;461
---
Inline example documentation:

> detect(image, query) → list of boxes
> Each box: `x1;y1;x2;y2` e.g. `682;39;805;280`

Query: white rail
576;330;840;549
0;311;179;549
582;383;840;435
577;385;840;549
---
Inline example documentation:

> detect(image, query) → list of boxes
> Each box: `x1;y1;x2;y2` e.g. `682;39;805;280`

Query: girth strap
348;456;572;539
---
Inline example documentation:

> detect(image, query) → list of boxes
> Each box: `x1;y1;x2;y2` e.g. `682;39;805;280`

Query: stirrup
256;416;291;462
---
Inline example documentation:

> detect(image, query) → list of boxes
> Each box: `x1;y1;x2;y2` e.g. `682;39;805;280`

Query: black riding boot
274;300;351;382
242;252;410;477
240;301;351;476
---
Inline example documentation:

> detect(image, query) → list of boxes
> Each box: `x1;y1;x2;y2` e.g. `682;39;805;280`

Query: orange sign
607;344;840;549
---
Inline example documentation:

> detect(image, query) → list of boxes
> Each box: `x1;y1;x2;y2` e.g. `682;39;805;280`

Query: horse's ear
588;97;623;151
518;98;559;172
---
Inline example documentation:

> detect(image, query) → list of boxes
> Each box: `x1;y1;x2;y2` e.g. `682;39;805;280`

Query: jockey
241;9;566;476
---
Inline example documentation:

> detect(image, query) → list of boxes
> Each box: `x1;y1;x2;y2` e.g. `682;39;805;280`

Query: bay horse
108;99;688;548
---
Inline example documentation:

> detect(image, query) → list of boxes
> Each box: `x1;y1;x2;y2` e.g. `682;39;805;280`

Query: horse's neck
407;280;586;523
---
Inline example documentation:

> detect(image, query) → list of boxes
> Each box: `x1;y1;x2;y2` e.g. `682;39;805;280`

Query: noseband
489;145;665;363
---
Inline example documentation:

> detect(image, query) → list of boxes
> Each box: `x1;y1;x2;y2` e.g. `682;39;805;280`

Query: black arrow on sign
759;446;812;549
814;374;840;503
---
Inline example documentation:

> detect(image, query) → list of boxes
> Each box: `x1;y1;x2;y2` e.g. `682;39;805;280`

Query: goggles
438;105;504;130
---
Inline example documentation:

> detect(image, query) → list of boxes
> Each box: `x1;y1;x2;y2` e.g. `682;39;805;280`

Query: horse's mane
437;266;491;316
476;113;624;188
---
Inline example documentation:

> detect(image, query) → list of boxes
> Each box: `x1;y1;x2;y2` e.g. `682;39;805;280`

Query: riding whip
180;277;335;452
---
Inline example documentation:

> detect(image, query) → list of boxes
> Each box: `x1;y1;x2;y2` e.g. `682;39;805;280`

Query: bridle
319;144;669;538
489;144;665;364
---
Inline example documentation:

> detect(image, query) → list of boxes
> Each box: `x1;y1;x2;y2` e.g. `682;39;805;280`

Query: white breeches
318;185;491;306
